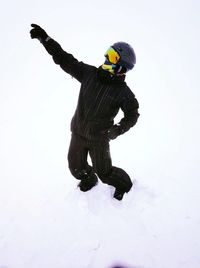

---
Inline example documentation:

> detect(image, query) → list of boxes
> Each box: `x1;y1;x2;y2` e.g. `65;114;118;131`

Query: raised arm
30;24;85;82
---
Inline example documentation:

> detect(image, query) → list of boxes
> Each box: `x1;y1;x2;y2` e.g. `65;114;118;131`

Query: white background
0;0;200;267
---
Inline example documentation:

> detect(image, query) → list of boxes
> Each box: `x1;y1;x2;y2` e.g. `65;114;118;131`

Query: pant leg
68;134;93;180
109;166;133;192
89;141;132;192
88;140;112;180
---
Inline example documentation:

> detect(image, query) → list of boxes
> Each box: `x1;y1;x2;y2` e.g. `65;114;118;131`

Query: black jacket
42;39;140;141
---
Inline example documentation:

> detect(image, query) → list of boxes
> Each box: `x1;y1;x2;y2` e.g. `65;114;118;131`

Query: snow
1;0;200;267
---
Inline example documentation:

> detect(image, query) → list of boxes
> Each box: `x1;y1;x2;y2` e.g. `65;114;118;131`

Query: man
30;24;140;200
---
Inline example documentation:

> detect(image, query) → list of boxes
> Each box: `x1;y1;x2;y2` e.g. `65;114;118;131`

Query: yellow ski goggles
105;47;120;64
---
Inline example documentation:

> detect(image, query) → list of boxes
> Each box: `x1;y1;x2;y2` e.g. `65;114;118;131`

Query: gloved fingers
30;23;48;40
107;125;121;140
31;23;42;29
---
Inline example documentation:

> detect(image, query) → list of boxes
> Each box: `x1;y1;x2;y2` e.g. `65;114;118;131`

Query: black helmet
112;42;136;70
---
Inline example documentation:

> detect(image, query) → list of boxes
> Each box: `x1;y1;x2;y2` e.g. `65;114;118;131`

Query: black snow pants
68;133;133;192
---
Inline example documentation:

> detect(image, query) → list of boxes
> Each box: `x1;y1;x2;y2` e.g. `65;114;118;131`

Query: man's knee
97;167;133;192
112;167;133;192
68;161;94;181
68;166;87;180
68;153;83;179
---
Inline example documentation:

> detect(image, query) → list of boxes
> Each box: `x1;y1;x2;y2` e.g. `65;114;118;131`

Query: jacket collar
97;67;126;84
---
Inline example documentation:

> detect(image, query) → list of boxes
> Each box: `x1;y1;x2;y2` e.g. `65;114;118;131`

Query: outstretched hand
30;24;48;41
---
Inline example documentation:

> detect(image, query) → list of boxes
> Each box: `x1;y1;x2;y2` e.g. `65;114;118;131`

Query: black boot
78;174;98;192
113;189;126;201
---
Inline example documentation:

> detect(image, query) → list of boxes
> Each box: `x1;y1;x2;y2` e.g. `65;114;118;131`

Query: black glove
107;124;123;140
30;24;48;41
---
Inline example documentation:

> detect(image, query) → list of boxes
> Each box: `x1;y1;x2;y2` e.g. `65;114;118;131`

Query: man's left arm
107;89;140;140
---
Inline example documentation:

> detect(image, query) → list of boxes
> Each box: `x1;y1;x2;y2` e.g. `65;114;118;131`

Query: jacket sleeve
117;88;140;134
41;38;85;82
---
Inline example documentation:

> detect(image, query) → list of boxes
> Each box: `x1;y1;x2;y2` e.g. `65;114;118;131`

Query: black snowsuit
42;39;140;192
